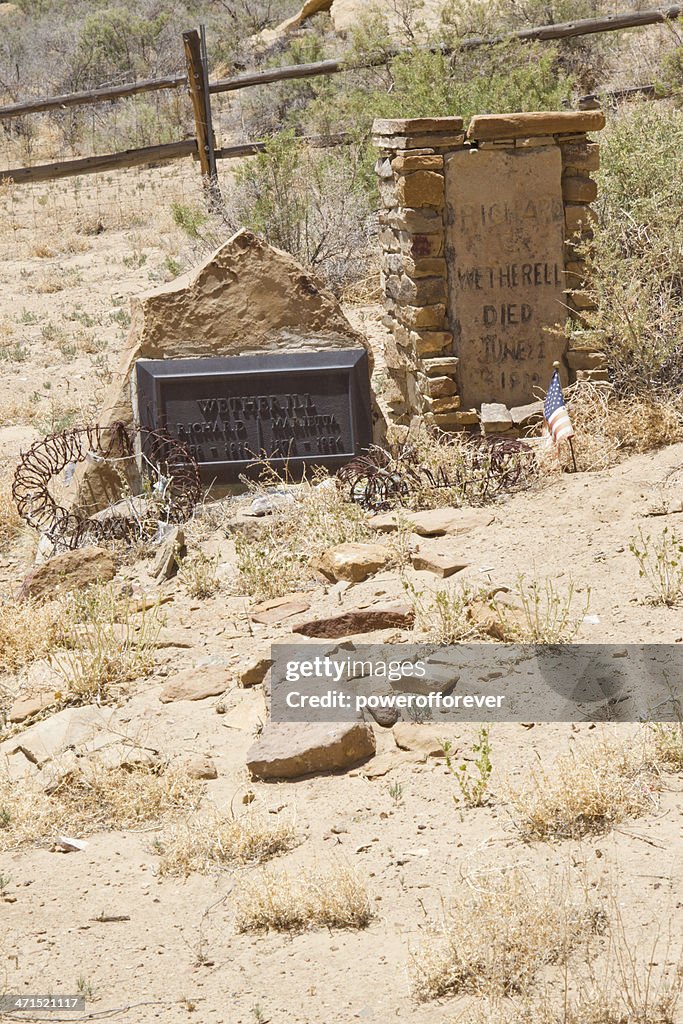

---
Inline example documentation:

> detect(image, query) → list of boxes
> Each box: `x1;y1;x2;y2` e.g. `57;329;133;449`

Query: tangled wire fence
12;422;202;548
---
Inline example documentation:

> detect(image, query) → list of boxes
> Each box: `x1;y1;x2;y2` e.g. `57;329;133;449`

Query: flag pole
552;360;578;473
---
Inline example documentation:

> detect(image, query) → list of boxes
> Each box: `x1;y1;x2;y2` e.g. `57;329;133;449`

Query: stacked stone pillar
373;111;606;434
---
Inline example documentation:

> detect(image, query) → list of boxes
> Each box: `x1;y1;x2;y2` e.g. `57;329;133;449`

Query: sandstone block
386;274;447;306
480;403;512;432
410;543;469;578
575;368;609;382
247;721;375;780
422;355;458;376
374;134;465;150
384;207;443;234
568;289;598;310
378;179;398;209
422;374;457;399
374;156;393;179
311;542;393;583
510;401;544;427
378;226;400;252
391;154;444;172
562;175;598;203
515;135;555;147
566;350;607;370
397;171;445;209
565;204;597;236
389;302;447;329
412;329;453;355
467;110;605;141
423;395;460;413
559;141;600;171
400;232;444;258
183;756;218;780
249;593;312;625
18;546;117;603
373;116;464;135
433;409;479;428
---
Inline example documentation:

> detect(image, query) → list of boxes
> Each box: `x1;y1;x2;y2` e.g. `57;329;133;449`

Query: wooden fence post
183;27;221;209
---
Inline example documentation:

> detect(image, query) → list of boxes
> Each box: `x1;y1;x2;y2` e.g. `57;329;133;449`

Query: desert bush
585;105;683;395
507;733;659;841
650;721;683;770
234;862;373;932
223;131;375;293
0;468;21;551
0;760;203;851
442;726;492;807
156;808;298;875
178;550;220;599
410;868;603;1001
405;578;481;643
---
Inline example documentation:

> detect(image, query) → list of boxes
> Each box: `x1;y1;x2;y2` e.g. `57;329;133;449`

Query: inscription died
135;350;372;483
445;148;567;408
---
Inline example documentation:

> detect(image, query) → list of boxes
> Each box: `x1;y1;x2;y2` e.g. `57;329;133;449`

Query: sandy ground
0;168;682;1024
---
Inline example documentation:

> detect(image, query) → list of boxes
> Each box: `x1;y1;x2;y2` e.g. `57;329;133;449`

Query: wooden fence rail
0;4;681;187
1;4;681;122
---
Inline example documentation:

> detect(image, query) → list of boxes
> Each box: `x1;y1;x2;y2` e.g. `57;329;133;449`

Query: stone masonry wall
373;111;606;435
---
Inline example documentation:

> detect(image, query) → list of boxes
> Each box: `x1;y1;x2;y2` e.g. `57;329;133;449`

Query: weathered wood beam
0;139;197;184
0;75;187;121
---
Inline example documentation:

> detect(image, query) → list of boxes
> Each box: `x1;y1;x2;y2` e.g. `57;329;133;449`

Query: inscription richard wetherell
445;148;567;408
174;392;345;463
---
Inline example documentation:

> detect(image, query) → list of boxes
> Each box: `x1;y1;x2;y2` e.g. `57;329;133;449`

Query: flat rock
250;593;312;625
370;507;493;537
17;546;116;602
467;110;605;141
311;542;392;583
293;603;414;639
239;649;273;687
510;401;544;427
159;667;230;703
246;721;375;780
0;705;116;768
392;722;446;757
410;542;469;578
480;403;512;433
182;755;218;779
8;690;56;724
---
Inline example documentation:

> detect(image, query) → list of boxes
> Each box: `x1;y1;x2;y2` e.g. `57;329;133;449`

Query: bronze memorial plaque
445;146;567;409
135;350;372;483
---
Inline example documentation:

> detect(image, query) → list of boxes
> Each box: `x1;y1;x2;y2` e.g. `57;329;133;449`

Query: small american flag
544;369;574;443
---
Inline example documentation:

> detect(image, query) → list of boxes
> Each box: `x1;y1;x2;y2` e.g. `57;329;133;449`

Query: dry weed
0;471;21;550
0;599;70;674
650;721;683;771
177;550;220;599
411;868;603;1002
234;862;373;933
157;808;298;876
234;474;371;602
507;733;659;842
52;585;163;705
552;382;683;474
0;760;203;851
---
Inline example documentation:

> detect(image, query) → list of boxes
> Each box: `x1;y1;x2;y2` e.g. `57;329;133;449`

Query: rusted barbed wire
12;423;202;548
337;436;535;511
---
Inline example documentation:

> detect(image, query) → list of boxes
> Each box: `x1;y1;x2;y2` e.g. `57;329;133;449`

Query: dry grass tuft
177;550;220;599
0;599;71;674
552;383;683;474
650;721;683;771
0;480;21;551
156;808;299;876
234;473;371;602
234;862;373;933
411;869;603;1002
0;761;203;851
507;733;659;842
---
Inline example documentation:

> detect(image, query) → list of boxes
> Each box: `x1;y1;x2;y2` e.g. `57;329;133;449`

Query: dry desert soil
0;163;682;1024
